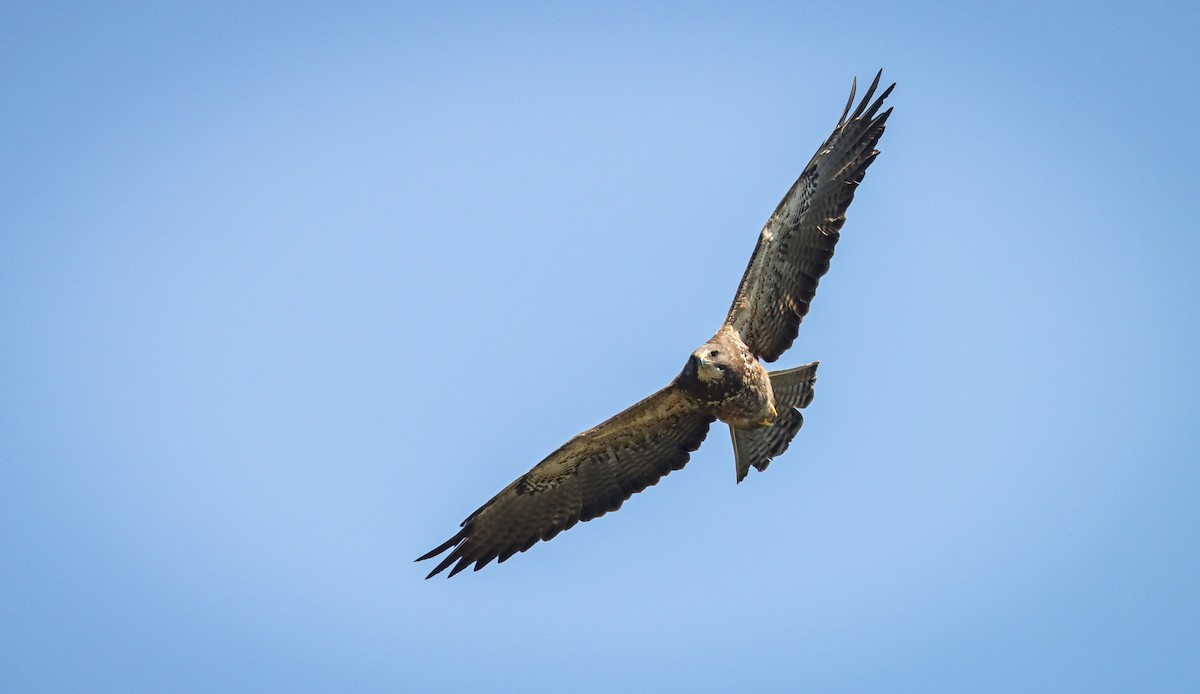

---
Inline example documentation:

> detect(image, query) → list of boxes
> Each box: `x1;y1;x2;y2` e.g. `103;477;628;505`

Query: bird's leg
757;403;778;427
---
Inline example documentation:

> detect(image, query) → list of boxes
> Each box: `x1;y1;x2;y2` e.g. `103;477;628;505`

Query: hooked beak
690;352;721;383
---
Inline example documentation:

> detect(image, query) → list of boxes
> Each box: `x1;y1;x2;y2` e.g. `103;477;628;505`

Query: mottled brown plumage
417;385;715;578
417;72;893;578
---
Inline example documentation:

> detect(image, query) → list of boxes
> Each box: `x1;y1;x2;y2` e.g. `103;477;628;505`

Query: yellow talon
758;404;777;427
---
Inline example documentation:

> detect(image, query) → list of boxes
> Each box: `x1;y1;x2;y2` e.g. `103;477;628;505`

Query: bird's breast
713;359;776;428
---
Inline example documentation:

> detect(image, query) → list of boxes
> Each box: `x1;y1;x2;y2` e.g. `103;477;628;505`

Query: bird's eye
709;350;720;358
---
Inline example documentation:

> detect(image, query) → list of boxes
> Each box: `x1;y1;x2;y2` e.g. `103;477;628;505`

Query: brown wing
416;385;714;578
725;71;894;362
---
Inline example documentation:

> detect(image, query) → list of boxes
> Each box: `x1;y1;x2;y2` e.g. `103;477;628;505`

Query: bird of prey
418;71;894;578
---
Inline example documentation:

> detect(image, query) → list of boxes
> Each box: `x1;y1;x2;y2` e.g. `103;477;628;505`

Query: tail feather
731;408;805;482
731;361;819;483
768;361;818;409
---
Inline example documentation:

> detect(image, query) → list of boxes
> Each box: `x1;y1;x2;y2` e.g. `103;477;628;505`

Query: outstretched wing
725;71;894;362
416;386;714;578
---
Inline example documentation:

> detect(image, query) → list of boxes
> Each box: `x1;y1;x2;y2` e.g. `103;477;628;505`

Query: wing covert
726;71;894;362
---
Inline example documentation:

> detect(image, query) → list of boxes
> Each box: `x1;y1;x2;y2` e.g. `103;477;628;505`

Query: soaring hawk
418;72;894;578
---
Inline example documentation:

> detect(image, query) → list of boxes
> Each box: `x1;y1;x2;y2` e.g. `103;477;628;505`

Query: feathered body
677;326;774;428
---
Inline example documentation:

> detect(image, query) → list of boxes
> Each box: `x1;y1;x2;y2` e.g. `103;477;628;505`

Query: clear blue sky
3;2;1197;692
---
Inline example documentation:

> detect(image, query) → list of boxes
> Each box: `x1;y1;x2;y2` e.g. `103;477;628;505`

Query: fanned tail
731;362;818;482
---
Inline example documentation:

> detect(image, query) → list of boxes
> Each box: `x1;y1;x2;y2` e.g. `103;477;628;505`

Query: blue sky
2;2;1198;691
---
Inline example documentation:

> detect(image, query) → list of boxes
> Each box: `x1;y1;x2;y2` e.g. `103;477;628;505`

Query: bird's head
687;346;730;384
677;338;745;400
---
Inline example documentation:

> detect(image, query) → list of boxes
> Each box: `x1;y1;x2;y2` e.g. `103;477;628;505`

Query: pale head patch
695;355;724;384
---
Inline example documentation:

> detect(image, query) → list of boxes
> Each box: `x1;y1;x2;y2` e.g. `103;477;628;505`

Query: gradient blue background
3;2;1197;691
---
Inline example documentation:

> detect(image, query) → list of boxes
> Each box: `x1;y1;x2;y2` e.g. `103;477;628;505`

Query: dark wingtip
446;555;474;578
416;526;470;578
850;70;883;121
424;552;465;579
415;528;467;563
838;76;858;125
